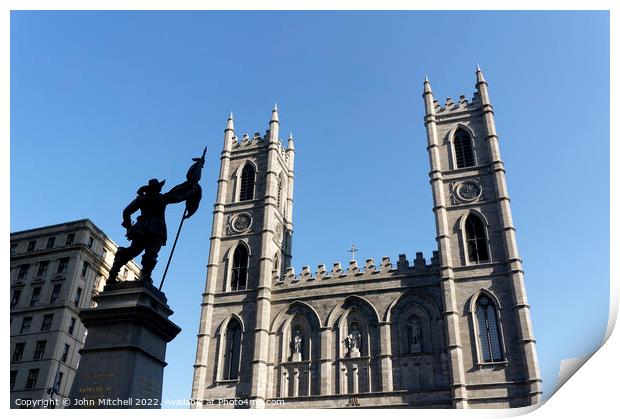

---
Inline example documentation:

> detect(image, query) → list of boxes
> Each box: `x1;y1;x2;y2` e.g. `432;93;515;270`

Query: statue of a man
108;150;206;284
346;322;362;356
293;329;303;355
409;319;422;353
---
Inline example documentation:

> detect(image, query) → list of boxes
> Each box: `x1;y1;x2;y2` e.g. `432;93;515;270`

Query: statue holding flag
107;147;207;286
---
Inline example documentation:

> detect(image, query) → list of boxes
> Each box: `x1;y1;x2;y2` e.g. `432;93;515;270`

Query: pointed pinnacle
476;64;486;84
225;112;235;131
423;75;432;94
228;111;233;120
288;132;294;140
271;103;279;123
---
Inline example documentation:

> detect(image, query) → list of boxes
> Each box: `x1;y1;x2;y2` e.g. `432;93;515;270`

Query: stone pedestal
68;281;181;409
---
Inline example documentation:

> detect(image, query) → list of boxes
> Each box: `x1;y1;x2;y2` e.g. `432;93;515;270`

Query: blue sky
10;11;609;405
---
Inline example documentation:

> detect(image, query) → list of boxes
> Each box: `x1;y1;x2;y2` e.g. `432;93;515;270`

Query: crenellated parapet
274;251;439;286
231;130;290;158
433;91;481;114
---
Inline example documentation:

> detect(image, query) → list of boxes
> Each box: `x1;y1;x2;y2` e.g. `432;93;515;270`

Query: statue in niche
344;322;362;357
408;316;422;353
290;328;303;361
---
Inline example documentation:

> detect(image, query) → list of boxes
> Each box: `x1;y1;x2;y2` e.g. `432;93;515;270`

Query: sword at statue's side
158;146;208;291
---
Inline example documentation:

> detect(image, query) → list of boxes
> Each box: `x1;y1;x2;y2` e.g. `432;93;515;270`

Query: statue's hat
137;178;165;195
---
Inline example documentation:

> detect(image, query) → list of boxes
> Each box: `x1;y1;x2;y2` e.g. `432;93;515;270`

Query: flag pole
158;209;187;291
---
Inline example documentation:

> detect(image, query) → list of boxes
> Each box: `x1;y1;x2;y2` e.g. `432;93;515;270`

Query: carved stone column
378;321;394;392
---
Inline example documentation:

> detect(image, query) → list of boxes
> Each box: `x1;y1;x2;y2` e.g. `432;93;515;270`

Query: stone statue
107;149;206;284
409;318;422;353
293;329;303;354
345;322;362;357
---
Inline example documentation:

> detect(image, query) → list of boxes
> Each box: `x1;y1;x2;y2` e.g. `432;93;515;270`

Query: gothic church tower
424;68;542;407
191;107;294;406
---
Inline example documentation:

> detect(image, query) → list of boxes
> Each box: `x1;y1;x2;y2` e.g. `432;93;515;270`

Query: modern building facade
9;219;140;408
191;69;542;408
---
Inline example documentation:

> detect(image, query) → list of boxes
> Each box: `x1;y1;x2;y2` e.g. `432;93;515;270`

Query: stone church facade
191;69;542;408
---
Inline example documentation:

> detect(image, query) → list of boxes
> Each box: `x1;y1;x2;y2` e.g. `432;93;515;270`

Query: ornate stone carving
290;328;303;361
345;322;362;358
230;213;252;233
455;180;482;202
275;223;283;243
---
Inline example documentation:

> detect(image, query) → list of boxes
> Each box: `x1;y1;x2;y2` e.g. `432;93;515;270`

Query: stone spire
423;75;435;116
424;74;432;94
476;64;486;85
287;131;294;151
271;103;279;123
226;112;234;131
223;112;235;151
269;103;279;142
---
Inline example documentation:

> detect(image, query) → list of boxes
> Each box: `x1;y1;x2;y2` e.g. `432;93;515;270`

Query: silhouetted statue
108;148;206;284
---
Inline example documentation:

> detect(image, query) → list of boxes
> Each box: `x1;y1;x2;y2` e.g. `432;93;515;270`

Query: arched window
239;164;255;201
231;246;248;291
273;252;280;279
475;295;504;362
465;214;489;263
454;129;475;168
222;318;242;380
276;174;283;210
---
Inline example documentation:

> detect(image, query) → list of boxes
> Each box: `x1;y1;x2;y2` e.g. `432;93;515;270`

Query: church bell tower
423;68;542;407
191;107;295;406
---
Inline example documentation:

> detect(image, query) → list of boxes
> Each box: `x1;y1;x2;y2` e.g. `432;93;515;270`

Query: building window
36;261;49;277
454;128;475;168
68;317;77;335
20;317;32;334
33;341;46;360
230;245;249;291
53;372;64;393
46;237;56;249
81;261;90;277
17;264;30;280
475;295;504;363
57;258;69;274
222;319;242;380
73;288;83;307
27;240;36;252
88;236;94;248
273;252;280;280
10;243;18;255
10;370;17;390
465;214;490;263
12;343;25;362
29;288;41;307
66;233;75;246
25;369;39;390
41;314;53;331
122;267;128;280
102;248;107;260
277;174;283;209
50;284;62;304
239;164;255;201
61;344;70;363
11;289;22;309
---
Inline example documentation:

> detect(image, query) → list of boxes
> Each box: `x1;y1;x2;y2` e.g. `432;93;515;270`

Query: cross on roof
349;244;359;261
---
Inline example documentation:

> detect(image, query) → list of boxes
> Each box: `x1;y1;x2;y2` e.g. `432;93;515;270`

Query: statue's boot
140;253;158;284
